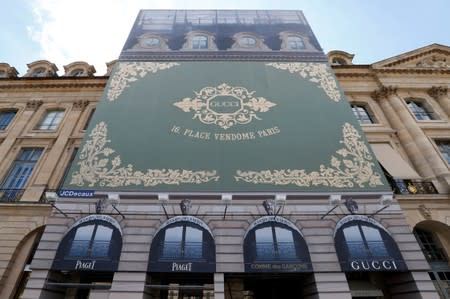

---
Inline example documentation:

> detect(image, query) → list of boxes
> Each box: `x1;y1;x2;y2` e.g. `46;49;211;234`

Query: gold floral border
70;122;219;187
107;62;179;101
235;123;383;188
173;83;276;129
266;62;341;102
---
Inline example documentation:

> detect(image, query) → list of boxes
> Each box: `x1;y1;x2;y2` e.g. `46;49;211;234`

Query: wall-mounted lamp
321;194;341;219
45;192;68;217
370;194;393;217
158;193;169;219
222;193;232;219
107;193;125;219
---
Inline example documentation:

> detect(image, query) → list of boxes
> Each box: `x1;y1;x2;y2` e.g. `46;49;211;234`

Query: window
239;36;257;47
254;224;297;260
406;100;435;120
83;109;95;130
141;37;160;48
342;223;389;259
332;57;347;65
36;110;64;130
351;104;374;124
436;140;450;164
69;223;113;258
192;35;208;49
287;36;305;50
70;69;84;77
162;224;204;259
0;70;6;78
414;228;448;263
1;148;43;201
31;68;46;77
0;110;17;130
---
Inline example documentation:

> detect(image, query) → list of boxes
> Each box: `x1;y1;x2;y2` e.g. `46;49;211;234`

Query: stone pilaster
428;86;450;117
214;273;225;299
372;86;450;192
371;87;434;179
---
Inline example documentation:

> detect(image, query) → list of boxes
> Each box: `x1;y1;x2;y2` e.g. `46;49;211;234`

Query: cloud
27;0;175;75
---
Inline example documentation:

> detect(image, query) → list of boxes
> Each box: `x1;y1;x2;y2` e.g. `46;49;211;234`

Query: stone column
214;273;225;299
371;87;435;179
428;86;450;117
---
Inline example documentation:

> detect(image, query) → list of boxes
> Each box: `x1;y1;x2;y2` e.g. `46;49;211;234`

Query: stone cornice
371;86;397;101
377;48;450;68
0;79;107;90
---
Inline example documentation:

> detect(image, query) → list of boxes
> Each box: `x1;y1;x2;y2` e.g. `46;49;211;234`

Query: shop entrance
146;273;214;299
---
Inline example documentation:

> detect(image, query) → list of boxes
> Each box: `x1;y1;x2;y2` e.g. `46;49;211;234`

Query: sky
1;0;449;75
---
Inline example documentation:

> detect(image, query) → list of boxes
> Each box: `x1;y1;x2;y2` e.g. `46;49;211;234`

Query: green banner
64;61;389;193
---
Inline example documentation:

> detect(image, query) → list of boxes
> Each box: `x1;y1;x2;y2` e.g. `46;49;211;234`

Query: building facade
0;10;448;299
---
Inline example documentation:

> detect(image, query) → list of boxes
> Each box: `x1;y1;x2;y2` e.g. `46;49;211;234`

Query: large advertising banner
63;60;389;193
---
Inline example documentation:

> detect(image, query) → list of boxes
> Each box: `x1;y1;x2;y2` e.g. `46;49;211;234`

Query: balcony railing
0;189;25;202
389;179;438;195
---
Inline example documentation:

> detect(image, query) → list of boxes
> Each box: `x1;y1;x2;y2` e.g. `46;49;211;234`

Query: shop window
148;216;216;272
0;110;17;130
351;104;375;124
243;216;312;272
69;224;113;258
0;148;43;202
435;140;450;165
52;216;122;272
414;228;448;264
334;216;407;272
429;272;450;299
192;35;208;49
406;99;436;120
36;110;64;130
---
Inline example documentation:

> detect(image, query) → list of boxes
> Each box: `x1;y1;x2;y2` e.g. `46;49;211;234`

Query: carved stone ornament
73;100;90;110
95;198;109;214
418;204;432;220
235;123;384;188
416;55;450;68
26;99;43;110
371;86;397;101
263;199;276;215
427;86;448;99
70;122;219;187
180;199;192;215
344;198;358;214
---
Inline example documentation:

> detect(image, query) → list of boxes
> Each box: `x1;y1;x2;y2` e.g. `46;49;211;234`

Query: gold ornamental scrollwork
235;123;383;188
173;83;276;129
266;62;341;102
107;62;179;101
70;122;219;187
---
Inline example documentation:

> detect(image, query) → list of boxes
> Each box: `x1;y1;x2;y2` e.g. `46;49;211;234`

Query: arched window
243;216;312;272
351;104;375;124
287;36;305;50
192;35;208;49
70;69;84;77
334;216;406;272
69;223;113;258
52;215;122;272
31;67;46;77
414;227;448;263
149;216;215;272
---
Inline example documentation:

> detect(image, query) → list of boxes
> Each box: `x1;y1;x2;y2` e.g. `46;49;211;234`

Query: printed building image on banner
63;61;390;193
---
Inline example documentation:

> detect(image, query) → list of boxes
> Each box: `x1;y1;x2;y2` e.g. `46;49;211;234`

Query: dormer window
0;70;6;78
230;33;269;51
131;34;169;51
239;36;257;47
332;57;347;65
287;36;305;50
192;35;208;49
142;37;160;48
70;69;84;77
182;31;217;51
31;68;46;77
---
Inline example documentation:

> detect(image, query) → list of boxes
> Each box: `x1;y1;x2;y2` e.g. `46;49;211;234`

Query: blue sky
1;0;449;75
